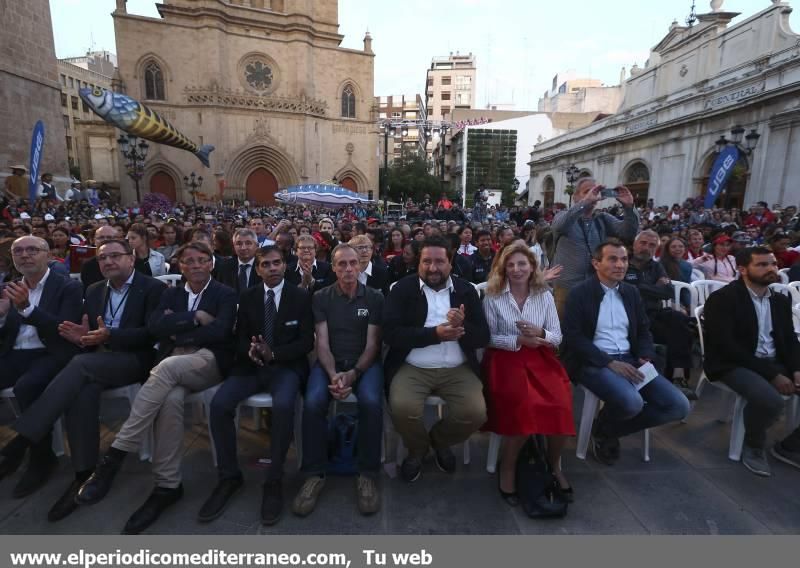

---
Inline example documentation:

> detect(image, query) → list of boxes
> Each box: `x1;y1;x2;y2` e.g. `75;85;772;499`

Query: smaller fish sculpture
79;87;214;167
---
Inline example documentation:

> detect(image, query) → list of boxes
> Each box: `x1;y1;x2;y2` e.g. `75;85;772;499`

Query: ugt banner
28;120;45;203
704;144;739;209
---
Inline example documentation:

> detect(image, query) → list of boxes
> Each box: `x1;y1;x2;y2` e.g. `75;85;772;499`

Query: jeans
209;366;302;482
579;355;690;439
300;362;383;476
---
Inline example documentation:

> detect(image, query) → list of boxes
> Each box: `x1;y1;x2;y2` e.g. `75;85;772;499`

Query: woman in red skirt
482;242;574;505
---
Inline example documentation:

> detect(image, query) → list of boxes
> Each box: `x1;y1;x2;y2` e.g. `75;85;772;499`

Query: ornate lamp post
380;121;397;201
715;125;761;155
183;171;203;206
564;164;580;206
117;133;149;203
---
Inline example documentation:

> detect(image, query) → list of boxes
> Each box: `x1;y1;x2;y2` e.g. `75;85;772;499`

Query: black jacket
80;257;104;290
703;278;800;381
234;281;314;377
469;251;494;284
284;259;336;294
215;257;260;294
562;276;656;379
147;278;238;375
84;271;166;372
624;259;673;313
365;261;390;296
383;274;490;384
0;271;83;363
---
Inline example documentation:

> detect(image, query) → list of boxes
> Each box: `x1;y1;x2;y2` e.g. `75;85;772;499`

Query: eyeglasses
353;245;372;252
179;257;212;266
296;246;316;251
97;252;131;262
11;247;47;256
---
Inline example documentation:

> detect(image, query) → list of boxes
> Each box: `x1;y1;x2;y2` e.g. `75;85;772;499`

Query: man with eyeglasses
349;235;389;296
0;239;165;518
0;236;83;496
75;242;237;534
285;234;335;294
80;225;119;289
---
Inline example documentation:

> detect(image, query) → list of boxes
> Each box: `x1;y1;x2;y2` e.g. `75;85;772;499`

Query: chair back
156;274;183;288
691;279;725;306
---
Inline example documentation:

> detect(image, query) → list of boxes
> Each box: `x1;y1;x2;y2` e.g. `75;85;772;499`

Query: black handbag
515;435;568;519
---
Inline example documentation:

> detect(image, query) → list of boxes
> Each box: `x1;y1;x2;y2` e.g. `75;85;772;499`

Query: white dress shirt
185;277;213;312
13;269;51;350
264;279;284;311
357;261;373;286
747;285;776;359
406;277;466;369
592;282;631;355
483;285;561;351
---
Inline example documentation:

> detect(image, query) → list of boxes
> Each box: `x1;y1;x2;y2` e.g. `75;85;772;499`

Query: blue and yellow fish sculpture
79;87;214;167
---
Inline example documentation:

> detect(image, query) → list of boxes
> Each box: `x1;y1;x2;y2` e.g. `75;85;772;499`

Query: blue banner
28;120;45;203
704;145;739;209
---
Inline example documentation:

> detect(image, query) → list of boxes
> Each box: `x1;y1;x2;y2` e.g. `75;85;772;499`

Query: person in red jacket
743;201;776;228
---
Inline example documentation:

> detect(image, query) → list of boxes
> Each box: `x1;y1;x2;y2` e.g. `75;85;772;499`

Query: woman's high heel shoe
496;463;520;507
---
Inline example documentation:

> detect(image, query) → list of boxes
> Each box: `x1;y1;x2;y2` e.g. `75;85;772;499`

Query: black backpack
515;436;569;518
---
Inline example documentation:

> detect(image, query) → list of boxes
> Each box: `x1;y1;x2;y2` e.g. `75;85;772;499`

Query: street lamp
381;122;397;201
117;133;149;203
183;171;203;206
438;125;449;193
564;164;580;206
716;125;761;155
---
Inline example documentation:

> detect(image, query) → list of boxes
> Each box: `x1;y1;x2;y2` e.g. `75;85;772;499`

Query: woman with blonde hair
482;242;574;505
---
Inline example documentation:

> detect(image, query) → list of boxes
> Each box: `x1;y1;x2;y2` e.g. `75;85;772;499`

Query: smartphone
600;187;619;199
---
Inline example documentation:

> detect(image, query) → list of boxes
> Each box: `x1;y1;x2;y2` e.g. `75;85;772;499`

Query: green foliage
384;148;443;202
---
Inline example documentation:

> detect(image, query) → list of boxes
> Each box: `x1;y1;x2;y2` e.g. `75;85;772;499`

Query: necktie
238;264;249;291
264;289;276;349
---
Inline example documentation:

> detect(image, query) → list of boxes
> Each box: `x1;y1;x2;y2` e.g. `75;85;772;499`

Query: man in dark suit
703;246;800;477
383;236;490;483
349;235;389;295
75;241;237;534
80;225;118;289
285;234;336;294
216;228;261;294
200;246;314;525
0;236;83;495
0;239;164;518
562;239;689;466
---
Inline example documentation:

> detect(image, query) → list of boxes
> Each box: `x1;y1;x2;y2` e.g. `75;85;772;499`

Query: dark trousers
209;366;302;482
0;349;65;458
12;352;148;472
720;366;800;450
301;362;383;477
649;309;693;370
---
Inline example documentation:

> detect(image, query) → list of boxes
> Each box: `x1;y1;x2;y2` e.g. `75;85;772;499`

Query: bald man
80;225;118;289
0;236;83;497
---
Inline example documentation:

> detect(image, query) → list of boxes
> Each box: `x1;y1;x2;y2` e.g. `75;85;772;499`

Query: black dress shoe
433;446;456;473
122;485;184;535
48;480;82;522
197;477;243;523
0;453;25;481
76;452;125;505
261;480;283;526
12;454;58;498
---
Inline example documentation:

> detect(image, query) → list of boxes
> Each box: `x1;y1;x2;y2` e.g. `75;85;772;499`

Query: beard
748;271;780;286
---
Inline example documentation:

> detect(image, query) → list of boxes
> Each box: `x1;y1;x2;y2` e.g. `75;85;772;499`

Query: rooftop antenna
686;0;698;27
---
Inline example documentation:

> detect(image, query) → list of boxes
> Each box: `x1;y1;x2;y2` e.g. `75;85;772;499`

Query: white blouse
482;285;562;352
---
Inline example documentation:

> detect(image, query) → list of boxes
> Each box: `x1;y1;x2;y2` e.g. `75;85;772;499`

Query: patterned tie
238;264;249;291
264;289;276;349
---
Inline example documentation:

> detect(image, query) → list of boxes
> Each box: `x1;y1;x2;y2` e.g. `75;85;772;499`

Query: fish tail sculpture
79;87;214;167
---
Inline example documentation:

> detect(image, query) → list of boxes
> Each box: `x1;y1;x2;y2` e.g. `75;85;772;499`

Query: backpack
326;413;359;476
515;436;568;519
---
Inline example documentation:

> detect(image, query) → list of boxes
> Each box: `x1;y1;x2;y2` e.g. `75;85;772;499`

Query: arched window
624;161;650;206
542;176;555;208
341;84;356;118
144;61;165;100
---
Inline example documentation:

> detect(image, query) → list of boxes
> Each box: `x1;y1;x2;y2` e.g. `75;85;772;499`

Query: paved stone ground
1;381;799;535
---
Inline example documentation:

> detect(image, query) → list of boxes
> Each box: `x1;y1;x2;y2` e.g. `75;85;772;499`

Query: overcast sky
51;0;796;110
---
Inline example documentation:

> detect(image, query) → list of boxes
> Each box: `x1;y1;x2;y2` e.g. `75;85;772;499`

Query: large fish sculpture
79;87;214;167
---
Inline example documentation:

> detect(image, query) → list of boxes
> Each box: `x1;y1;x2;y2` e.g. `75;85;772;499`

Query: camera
600;186;619;199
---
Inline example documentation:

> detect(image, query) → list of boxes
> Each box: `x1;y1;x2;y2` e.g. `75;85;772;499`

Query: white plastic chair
474;281;488;299
691;279;725;306
778;268;790;285
391;396;471;465
769;283;800;305
789;282;800;300
235;392;304;467
690;269;705;283
69;273;82;282
1;387;65;457
575;386;650;462
694;305;798;460
669;280;696;314
184;384;222;465
156;274;182;288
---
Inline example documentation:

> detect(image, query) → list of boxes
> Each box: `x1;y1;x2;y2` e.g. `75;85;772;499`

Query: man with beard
703;247;800;477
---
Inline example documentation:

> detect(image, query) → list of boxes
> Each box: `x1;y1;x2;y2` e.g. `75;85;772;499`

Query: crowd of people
0;174;799;533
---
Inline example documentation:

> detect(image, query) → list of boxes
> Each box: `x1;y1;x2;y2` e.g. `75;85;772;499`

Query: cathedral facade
113;0;377;205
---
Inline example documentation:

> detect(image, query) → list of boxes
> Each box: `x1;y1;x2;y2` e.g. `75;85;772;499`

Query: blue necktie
238;264;249;291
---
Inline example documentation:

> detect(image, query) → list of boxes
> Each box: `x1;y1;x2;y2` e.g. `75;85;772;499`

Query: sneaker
742;446;771;477
770;442;800;470
433;446;456;473
355;475;380;515
291;476;325;517
591;434;620;466
400;457;422;483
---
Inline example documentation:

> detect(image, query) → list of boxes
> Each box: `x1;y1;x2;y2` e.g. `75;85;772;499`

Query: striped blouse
482;285;562;352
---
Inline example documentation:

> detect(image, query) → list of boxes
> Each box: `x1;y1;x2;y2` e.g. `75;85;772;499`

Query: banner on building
704;145;739;209
28;120;45;203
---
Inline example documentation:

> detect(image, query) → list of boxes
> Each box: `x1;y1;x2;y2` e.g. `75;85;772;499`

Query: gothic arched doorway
246;168;279;205
339;176;357;192
150;171;176;203
624;161;650;206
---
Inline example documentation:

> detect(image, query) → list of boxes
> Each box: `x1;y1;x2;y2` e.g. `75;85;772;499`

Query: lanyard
189;291;203;312
105;286;131;326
